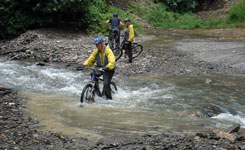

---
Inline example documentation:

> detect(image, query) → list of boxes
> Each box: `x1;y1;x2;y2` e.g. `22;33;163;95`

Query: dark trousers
102;69;114;100
125;42;132;62
109;29;120;49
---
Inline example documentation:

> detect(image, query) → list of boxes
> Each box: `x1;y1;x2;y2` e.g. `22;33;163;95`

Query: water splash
212;113;245;128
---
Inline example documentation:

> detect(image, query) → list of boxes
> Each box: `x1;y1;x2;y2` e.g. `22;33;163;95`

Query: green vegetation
131;2;225;29
0;0;98;39
0;0;245;39
227;0;245;26
155;0;213;12
131;0;245;30
0;0;141;39
160;0;198;12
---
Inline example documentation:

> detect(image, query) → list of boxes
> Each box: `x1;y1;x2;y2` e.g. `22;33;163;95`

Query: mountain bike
80;68;117;103
112;41;143;61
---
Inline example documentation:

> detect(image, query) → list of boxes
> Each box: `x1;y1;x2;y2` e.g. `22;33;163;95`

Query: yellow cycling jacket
128;24;134;42
83;45;115;70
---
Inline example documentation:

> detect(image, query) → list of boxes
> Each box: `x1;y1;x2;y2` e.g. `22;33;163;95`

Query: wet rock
110;141;120;147
225;124;240;134
96;138;104;146
0;87;12;96
205;79;213;84
213;129;237;142
36;62;45;66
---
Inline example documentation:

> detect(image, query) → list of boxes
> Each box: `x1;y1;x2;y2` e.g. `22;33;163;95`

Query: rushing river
0;59;245;139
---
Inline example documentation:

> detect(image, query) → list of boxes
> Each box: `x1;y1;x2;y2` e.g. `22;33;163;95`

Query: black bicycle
112;41;143;61
80;68;117;103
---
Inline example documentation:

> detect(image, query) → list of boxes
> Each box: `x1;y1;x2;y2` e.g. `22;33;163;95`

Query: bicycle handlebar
90;67;105;72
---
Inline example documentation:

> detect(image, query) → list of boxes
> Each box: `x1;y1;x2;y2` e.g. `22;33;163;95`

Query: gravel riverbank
1;29;245;76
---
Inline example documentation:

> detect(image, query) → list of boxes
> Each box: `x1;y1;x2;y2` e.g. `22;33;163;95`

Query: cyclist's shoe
124;51;128;58
126;60;132;63
102;95;108;100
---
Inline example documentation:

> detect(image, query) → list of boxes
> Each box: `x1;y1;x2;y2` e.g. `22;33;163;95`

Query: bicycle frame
90;70;103;97
120;41;138;50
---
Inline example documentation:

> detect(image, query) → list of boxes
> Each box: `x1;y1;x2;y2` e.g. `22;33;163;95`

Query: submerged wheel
132;44;143;59
110;82;117;94
80;84;95;103
113;48;123;61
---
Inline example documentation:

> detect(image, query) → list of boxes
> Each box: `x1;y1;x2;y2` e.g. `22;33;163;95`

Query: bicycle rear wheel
113;47;123;61
80;84;95;103
132;44;143;59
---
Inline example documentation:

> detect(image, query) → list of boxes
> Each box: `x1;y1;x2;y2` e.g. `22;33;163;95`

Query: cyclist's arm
105;20;110;29
83;49;97;67
120;21;123;30
106;47;115;70
128;25;134;42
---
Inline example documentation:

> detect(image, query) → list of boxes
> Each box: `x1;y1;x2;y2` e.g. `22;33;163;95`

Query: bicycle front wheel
132;44;143;59
80;84;95;103
113;47;123;61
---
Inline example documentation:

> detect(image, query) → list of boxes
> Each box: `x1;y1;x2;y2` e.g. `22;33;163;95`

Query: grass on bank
129;1;245;30
227;0;245;27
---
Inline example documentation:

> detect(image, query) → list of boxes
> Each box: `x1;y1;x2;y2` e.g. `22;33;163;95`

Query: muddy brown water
0;30;245;139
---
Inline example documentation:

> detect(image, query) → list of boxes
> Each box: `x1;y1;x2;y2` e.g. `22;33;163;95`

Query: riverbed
0;59;245;140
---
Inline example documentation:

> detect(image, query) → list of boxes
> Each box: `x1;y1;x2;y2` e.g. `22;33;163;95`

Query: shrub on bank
227;0;245;23
0;0;105;39
0;0;142;40
131;2;224;30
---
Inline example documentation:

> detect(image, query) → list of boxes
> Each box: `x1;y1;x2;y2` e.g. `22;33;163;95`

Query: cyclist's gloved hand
124;41;129;45
102;66;107;71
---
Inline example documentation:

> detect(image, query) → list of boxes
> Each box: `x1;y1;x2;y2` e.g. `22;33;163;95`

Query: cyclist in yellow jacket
83;37;116;99
124;18;134;63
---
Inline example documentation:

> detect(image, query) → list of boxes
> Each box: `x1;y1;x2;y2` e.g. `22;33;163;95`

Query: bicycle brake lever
98;68;105;72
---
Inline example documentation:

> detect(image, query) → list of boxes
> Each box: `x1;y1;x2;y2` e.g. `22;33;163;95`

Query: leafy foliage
154;0;213;12
131;2;225;29
164;0;198;12
0;0;106;39
227;0;245;23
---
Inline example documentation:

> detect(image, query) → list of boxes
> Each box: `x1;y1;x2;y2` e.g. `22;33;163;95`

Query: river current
0;59;244;139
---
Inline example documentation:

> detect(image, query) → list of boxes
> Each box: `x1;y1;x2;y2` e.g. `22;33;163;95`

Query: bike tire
80;84;95;103
113;47;123;61
110;82;117;93
132;44;143;59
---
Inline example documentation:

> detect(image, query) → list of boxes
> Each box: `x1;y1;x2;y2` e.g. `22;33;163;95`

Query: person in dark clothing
106;13;123;49
83;37;116;100
123;18;134;63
